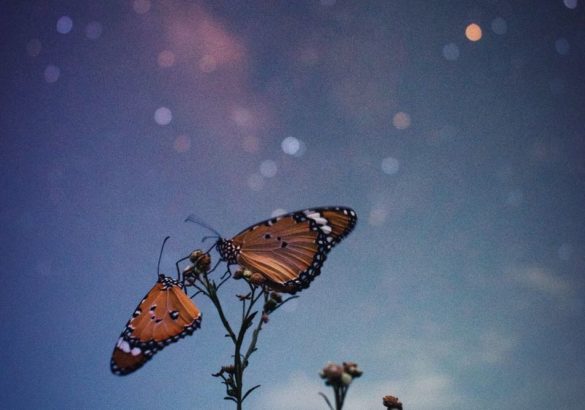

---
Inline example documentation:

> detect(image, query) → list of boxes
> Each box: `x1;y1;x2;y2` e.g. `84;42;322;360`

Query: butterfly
213;206;357;294
110;274;202;375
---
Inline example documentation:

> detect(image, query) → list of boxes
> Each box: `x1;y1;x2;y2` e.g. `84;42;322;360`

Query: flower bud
343;361;363;378
232;267;245;280
189;250;211;273
321;362;343;384
382;395;403;409
341;372;352;386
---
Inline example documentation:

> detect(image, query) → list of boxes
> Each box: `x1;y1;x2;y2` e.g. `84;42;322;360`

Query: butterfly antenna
157;236;171;275
201;235;220;242
184;214;222;238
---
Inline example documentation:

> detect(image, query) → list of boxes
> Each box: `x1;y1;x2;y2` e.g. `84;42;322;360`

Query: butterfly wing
231;206;357;293
111;275;202;375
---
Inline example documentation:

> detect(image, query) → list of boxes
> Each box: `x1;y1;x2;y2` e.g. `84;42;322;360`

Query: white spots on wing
326;236;334;242
303;210;333;234
119;340;131;353
131;347;142;356
313;217;328;225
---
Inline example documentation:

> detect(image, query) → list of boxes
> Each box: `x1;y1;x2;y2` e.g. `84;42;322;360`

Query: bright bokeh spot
281;136;300;155
442;43;459;61
173;134;191;153
564;0;578;9
259;160;277;178
491;17;507;35
26;39;42;57
154;107;172;125
44;65;60;83
57;16;73;34
158;50;176;68
133;0;151;14
381;157;400;175
393;112;411;130
555;38;570;55
247;173;264;191
465;23;482;42
85;22;103;40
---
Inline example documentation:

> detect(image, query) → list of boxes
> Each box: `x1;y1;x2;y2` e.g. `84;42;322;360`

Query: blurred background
1;1;584;409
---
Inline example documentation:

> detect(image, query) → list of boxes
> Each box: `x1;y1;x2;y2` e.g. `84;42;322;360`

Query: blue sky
2;1;585;409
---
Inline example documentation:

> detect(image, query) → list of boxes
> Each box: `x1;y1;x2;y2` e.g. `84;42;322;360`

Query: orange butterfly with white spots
110;275;201;375
214;206;357;294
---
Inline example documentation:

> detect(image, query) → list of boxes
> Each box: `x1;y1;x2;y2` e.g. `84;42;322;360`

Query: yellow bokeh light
465;23;482;42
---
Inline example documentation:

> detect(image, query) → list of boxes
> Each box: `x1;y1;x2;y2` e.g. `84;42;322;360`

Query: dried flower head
232;267;245;280
320;362;344;385
343;361;363;378
182;250;212;286
382;395;403;409
189;250;211;272
261;312;270;324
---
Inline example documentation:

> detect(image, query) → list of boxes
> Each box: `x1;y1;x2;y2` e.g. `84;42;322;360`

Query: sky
1;1;585;409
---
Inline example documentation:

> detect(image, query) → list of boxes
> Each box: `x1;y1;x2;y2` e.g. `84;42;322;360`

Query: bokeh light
555;38;570;55
259;160;277;178
491;17;507;35
158;50;176;68
281;136;302;156
26;39;41;57
56;16;73;34
564;0;578;9
381;157;400;175
173;134;191;153
133;0;151;14
247;173;264;191
442;43;460;61
44;65;60;83
85;22;103;40
392;112;411;130
154;107;172;125
465;23;482;42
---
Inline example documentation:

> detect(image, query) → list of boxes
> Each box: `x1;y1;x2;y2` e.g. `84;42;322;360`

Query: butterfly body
111;274;202;376
217;206;357;294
